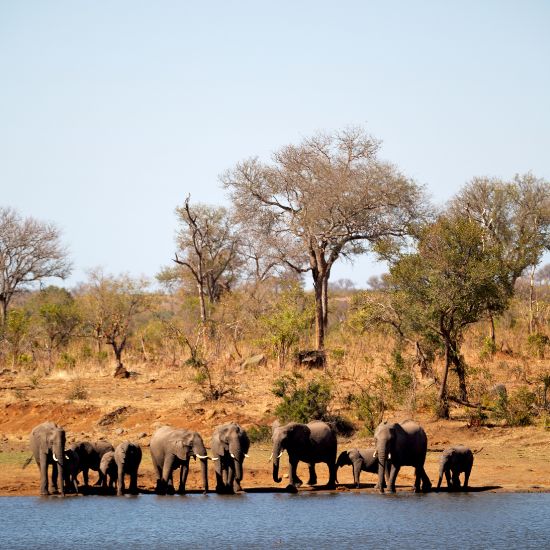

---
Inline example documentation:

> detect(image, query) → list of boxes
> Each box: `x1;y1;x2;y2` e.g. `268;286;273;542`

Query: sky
1;1;549;289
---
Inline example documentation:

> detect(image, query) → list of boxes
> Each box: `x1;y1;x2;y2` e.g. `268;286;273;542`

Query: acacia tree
387;214;511;417
162;197;241;324
222;127;426;349
80;271;151;374
0;207;71;328
450;173;550;340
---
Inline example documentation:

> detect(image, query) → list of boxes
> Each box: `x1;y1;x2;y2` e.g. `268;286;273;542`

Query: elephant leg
463;467;471;491
388;464;400;493
420;467;432;492
130;471;138;494
352;461;362;488
451;470;461;490
307;464;317;486
326;461;336;489
214;459;225;493
289;460;302;487
38;456;49;495
51;461;59;494
444;469;452;489
83;468;89;487
117;467;125;496
227;463;236;493
161;456;176;495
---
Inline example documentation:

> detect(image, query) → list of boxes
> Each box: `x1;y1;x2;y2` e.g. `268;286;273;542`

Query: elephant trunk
53;440;65;496
200;458;208;493
234;457;243;483
377;447;386;493
272;442;282;483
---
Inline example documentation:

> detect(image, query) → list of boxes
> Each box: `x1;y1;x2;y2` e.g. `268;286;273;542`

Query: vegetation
1;127;550;431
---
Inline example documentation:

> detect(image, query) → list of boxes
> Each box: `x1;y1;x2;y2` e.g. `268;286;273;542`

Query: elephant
271;420;337;490
63;447;80;494
150;426;209;495
336;447;388;488
374;419;431;493
70;439;114;488
29;421;67;496
211;422;250;493
437;445;474;491
100;441;142;496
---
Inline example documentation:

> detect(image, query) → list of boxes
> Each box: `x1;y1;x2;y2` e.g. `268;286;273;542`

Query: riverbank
1;366;549;496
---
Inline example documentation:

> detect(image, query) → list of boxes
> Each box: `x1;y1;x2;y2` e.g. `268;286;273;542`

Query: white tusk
210;457;219;461
230;453;236;459
52;452;58;462
388;453;392;460
373;451;377;458
65;454;70;460
244;453;249;458
277;451;284;459
195;453;208;459
268;452;273;461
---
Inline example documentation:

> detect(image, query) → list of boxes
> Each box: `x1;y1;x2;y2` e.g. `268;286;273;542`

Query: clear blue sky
1;1;549;288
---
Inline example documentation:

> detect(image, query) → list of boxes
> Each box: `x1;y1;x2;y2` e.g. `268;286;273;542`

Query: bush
386;349;413;405
527;332;549;359
272;373;332;423
346;377;387;435
479;337;497;362
247;424;272;444
492;385;536;426
66;380;88;401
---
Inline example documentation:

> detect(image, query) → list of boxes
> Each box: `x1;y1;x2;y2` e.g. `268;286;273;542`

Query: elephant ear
271;420;281;434
336;450;352;467
288;423;311;443
218;425;233;446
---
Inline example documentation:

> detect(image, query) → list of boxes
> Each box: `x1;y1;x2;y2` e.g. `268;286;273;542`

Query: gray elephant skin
272;420;337;490
437;445;474;491
336;447;385;488
374;419;431;493
69;440;114;489
29;421;67;496
211;422;250;493
150;426;209;494
100;441;142;495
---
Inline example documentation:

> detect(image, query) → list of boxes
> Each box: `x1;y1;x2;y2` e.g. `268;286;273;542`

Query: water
1;492;549;549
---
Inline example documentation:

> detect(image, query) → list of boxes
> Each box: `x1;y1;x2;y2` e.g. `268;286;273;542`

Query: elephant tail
22;455;34;469
473;447;483;455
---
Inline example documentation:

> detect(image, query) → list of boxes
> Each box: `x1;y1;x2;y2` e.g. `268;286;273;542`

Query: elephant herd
28;418;474;497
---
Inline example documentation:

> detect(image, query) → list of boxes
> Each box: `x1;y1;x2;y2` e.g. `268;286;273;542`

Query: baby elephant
336;448;381;488
100;441;142;496
437;445;474;491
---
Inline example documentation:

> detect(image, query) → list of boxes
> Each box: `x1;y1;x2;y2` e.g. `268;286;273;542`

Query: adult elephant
150;426;209;495
70;440;114;488
271;420;337;490
336;447;385;488
211;422;250;493
29;421;67;496
437;445;474;491
374;419;431;493
100;441;142;495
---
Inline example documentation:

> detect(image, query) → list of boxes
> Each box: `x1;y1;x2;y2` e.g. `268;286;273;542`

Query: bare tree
168;197;241;324
222;127;427;349
0;207;71;328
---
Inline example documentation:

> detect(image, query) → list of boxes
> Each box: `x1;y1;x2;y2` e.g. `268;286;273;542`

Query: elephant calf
336;448;385;488
437;445;474;491
100;442;142;496
70;439;114;489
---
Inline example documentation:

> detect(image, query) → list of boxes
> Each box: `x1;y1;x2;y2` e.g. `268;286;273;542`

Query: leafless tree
222;127;427;349
170;197;241;324
0;207;71;328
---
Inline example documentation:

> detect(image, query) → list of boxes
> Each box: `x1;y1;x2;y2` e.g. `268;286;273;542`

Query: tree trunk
450;341;468;402
0;298;7;330
313;278;324;350
488;313;495;346
529;265;536;334
437;340;451;419
321;276;329;329
197;281;207;325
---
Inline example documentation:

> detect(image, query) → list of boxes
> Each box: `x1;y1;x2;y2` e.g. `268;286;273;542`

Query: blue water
1;492;549;549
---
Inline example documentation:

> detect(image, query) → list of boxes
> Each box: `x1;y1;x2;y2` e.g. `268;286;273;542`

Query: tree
163;197;241;324
222;127;426;349
0;207;71;328
450;174;550;339
79;271;151;374
387;214;510;417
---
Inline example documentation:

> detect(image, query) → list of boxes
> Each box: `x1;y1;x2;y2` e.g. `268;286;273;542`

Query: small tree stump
113;365;130;379
294;350;326;369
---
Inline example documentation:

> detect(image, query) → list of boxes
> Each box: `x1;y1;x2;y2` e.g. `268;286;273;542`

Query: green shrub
527;332;549;359
272;373;332;423
492;385;536;426
479;337;497;361
386;349;413;405
347;389;386;435
247;424;272;444
57;352;76;370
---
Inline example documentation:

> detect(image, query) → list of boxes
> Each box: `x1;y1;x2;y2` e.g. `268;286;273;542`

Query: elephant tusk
52;452;58;462
195;453;208;459
210;457;219;461
268;452;273;462
65;454;70;460
373;451;377;458
244;453;249;458
277;451;284;459
230;453;236;459
388;453;392;460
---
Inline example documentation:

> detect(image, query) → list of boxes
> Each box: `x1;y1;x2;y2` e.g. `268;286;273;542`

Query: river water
1;492;549;549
